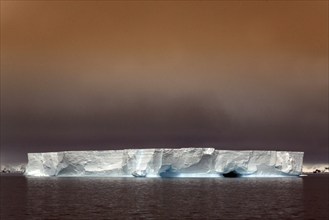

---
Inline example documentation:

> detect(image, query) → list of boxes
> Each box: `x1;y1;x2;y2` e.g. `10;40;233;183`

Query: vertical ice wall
25;148;304;177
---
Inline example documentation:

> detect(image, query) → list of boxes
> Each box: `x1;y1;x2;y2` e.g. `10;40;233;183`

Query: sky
1;1;328;165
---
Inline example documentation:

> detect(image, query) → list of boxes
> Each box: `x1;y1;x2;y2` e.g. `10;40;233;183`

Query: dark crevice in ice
222;170;242;178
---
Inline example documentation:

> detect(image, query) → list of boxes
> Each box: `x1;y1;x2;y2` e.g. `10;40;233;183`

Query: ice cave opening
222;171;242;178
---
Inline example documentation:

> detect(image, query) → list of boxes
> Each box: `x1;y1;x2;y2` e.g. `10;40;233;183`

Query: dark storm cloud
1;95;231;162
1;1;328;164
2;94;229;140
2;87;327;163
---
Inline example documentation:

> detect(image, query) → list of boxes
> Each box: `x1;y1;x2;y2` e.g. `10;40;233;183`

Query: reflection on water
27;177;305;219
1;175;328;219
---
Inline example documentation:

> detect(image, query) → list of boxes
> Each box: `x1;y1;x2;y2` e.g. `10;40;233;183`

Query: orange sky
1;1;328;164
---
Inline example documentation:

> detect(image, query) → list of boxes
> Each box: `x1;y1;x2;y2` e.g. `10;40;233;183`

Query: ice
25;148;304;177
1;163;26;173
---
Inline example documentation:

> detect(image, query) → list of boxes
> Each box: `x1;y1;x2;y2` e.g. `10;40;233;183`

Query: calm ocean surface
1;174;328;220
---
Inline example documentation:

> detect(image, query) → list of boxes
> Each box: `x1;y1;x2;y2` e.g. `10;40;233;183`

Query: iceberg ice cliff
25;148;304;177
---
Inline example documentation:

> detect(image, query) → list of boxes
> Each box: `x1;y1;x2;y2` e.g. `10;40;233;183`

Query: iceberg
25;148;304;177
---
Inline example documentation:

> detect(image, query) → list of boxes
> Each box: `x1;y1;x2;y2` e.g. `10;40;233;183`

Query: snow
302;164;329;173
1;163;26;173
25;148;304;177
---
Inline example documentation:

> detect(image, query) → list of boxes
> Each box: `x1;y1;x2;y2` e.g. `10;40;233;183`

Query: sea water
1;174;328;219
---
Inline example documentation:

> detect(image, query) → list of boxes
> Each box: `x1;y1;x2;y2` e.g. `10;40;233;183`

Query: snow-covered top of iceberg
25;148;304;177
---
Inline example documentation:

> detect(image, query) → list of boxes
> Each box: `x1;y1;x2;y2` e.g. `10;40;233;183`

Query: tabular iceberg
25;148;304;177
